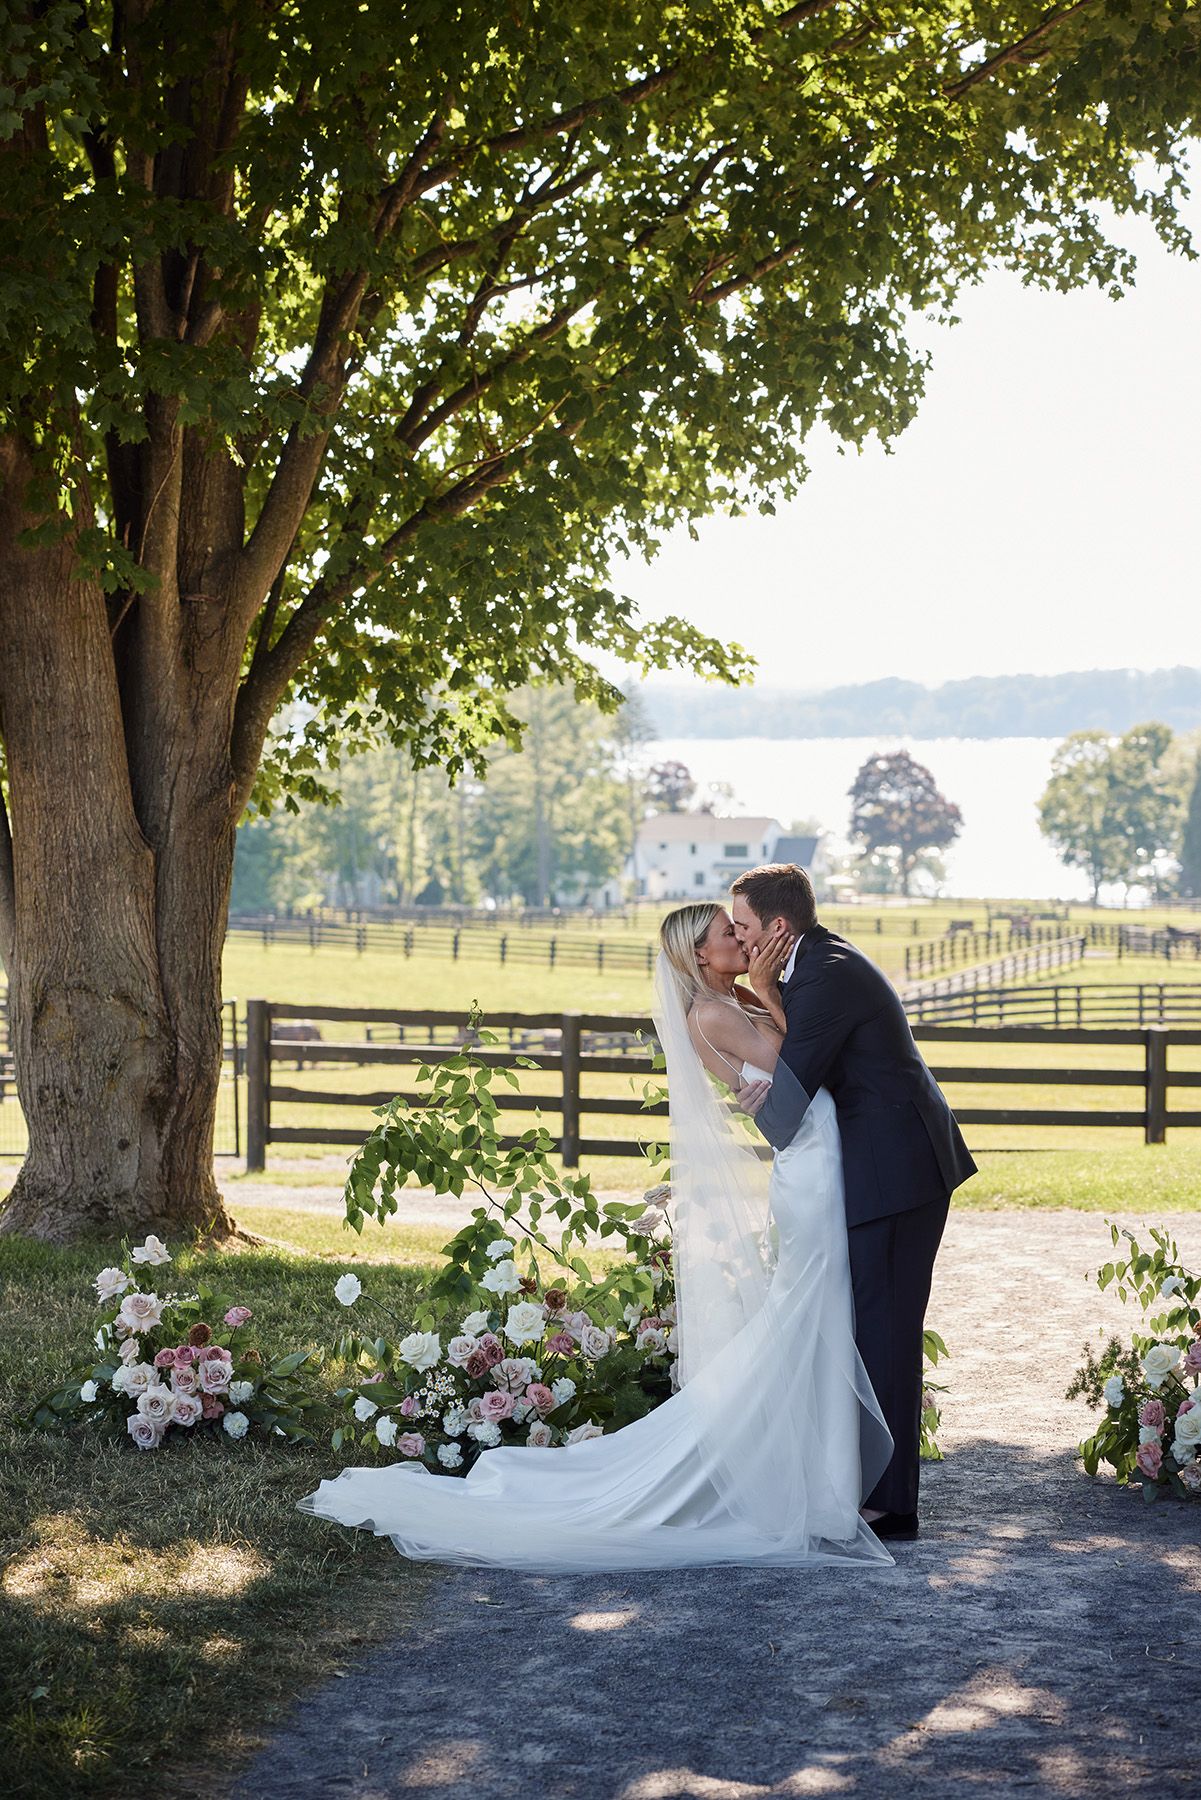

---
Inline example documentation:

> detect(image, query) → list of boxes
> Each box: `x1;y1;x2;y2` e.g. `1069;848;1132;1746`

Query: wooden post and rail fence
243;1001;1201;1173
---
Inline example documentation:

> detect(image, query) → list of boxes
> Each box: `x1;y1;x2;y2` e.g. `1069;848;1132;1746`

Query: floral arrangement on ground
1068;1222;1201;1501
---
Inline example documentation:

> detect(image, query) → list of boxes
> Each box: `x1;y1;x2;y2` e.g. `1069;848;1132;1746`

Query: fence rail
903;935;1086;1001
244;1002;1201;1171
906;982;1201;1027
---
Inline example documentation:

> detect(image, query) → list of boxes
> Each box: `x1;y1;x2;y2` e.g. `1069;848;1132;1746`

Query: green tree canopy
848;749;963;895
1036;723;1183;901
3;0;1200;1240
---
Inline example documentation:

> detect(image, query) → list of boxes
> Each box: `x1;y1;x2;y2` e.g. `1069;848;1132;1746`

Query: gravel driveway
232;1209;1201;1800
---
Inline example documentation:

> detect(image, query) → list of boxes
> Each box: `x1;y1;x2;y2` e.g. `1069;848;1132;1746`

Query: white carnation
1103;1375;1125;1409
550;1376;576;1405
353;1396;379;1422
223;1410;250;1439
437;1442;464;1469
442;1406;469;1437
1139;1425;1162;1444
131;1234;171;1266
511;1396;533;1423
467;1419;502;1447
228;1380;255;1405
1160;1275;1185;1297
1142;1344;1182;1389
485;1237;516;1260
79;1380;98;1403
480;1258;522;1296
397;1330;441;1371
503;1302;546;1345
334;1273;362;1306
375;1415;398;1447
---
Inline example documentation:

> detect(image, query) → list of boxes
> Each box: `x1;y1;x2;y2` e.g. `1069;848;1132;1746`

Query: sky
606;174;1201;695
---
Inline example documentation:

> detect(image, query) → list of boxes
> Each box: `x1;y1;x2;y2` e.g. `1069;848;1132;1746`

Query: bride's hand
747;923;795;1000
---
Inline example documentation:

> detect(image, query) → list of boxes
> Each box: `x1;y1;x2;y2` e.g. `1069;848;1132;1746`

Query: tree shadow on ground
232;1436;1198;1800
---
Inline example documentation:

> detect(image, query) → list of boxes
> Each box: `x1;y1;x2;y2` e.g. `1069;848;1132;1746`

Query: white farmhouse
631;815;825;900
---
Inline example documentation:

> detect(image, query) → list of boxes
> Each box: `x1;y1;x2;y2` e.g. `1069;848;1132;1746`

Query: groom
729;863;976;1541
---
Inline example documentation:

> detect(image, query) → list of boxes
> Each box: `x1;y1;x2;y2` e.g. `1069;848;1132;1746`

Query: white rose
550;1377;576;1405
622;1303;644;1330
1172;1408;1201;1453
94;1266;133;1302
397;1330;441;1371
480;1258;522;1296
112;1361;155;1397
636;1326;668;1355
127;1413;162;1450
467;1419;502;1447
485;1237;516;1261
116;1291;164;1334
1139;1425;1162;1444
1160;1275;1185;1297
1142;1344;1182;1389
437;1442;464;1469
223;1410;250;1439
460;1310;490;1335
442;1407;468;1437
660;1302;677;1325
580;1324;610;1361
334;1273;362;1306
171;1392;203;1428
131;1235;171;1266
79;1380;99;1403
503;1303;546;1345
117;1337;141;1365
566;1420;604;1443
1103;1375;1125;1409
136;1385;175;1427
228;1380;255;1405
353;1396;379;1422
526;1422;554;1447
375;1415;398;1447
447;1334;480;1368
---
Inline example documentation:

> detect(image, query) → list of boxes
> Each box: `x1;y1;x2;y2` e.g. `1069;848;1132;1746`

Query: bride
298;901;893;1572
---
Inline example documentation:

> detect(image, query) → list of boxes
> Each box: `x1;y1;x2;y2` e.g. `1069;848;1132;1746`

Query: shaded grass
0;1236;440;1800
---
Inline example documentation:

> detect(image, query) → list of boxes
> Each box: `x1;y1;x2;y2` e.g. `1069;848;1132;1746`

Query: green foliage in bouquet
920;1329;949;1463
1067;1224;1201;1501
26;1236;328;1450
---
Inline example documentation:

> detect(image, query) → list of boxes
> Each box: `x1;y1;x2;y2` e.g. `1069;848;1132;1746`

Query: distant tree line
641;668;1201;741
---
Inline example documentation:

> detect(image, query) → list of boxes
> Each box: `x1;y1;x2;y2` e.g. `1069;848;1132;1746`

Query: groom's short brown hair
730;863;818;934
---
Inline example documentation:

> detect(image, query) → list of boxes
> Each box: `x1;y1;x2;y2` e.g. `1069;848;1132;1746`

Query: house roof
773;834;819;865
636;814;780;846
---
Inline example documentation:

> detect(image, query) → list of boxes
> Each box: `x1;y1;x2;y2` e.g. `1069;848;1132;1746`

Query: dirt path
232;1210;1201;1800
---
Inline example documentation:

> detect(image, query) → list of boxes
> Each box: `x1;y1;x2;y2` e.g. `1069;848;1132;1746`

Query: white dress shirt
781;931;806;985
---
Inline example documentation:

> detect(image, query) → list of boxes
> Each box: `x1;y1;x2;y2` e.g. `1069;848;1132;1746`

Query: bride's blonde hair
658;902;726;1011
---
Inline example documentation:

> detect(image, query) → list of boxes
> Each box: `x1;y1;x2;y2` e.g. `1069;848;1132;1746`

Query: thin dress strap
692;1010;748;1084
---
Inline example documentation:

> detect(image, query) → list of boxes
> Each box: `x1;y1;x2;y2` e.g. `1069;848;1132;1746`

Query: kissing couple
300;863;976;1571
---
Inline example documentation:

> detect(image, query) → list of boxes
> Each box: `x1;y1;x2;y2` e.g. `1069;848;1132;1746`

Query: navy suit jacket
757;925;976;1227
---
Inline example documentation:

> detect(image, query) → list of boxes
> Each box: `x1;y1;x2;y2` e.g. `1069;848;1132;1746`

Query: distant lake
648;735;1091;901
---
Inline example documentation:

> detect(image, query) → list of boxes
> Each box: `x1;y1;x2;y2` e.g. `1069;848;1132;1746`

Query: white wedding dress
299;1059;894;1573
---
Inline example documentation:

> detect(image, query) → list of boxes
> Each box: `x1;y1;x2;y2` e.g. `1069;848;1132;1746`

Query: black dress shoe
867;1510;919;1541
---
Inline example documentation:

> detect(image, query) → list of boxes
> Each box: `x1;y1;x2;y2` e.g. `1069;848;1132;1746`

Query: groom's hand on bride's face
735;1078;771;1117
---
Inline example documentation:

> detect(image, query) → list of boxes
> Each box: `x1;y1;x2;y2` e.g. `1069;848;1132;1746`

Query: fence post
246;999;270;1172
1145;1025;1168;1145
560;1012;581;1168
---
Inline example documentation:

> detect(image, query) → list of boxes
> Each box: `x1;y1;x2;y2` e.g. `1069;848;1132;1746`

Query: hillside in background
639;667;1201;739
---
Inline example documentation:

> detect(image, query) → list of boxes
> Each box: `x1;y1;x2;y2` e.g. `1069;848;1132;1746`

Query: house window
723;843;748;858
694;871;705;886
658;842;667;851
689;843;697;856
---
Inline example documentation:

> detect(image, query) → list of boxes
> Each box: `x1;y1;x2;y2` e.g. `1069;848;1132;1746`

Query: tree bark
0;440;235;1243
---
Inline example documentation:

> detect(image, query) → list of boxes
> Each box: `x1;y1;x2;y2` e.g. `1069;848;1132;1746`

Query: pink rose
466;1397;485;1422
525;1383;555;1414
200;1393;225;1420
224;1306;253;1327
464;1350;490;1379
1184;1342;1201;1375
153;1347;177;1370
399;1396;422;1418
171;1364;200;1396
171;1392;203;1428
1136;1441;1163;1478
546;1333;576;1356
127;1413;163;1451
480;1391;514;1422
198;1358;232;1395
197;1344;232;1363
364;1371;384;1384
478;1332;502;1351
1139;1399;1166;1430
174;1345;199;1366
396;1433;425;1458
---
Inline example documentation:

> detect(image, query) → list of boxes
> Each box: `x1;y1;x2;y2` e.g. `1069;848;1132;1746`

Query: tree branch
943;0;1099;102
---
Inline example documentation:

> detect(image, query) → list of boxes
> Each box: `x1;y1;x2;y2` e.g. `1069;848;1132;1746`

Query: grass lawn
0;1236;441;1800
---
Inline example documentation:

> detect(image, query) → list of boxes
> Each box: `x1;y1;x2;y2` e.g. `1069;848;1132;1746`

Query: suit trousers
848;1191;950;1516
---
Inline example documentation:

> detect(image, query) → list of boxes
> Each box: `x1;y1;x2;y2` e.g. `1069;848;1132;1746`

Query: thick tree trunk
0;444;235;1244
